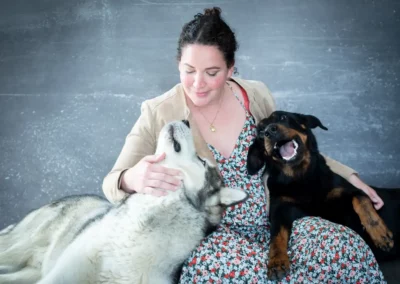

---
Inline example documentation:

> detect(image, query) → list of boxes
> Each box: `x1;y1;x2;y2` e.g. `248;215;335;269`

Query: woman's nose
193;73;205;89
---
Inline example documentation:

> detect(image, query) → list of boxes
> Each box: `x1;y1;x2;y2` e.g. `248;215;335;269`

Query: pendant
210;124;216;132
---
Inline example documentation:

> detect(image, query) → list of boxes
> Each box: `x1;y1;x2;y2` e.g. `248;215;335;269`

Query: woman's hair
177;7;238;68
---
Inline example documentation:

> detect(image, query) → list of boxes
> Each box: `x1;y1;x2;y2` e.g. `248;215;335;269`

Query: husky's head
156;120;248;226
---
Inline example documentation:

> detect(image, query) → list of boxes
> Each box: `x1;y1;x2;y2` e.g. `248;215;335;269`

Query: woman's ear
227;63;235;78
246;138;266;175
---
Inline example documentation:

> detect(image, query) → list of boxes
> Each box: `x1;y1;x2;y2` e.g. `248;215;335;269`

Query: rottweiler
247;110;400;280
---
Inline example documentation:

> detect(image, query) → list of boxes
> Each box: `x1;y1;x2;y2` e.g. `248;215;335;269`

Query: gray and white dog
0;120;248;284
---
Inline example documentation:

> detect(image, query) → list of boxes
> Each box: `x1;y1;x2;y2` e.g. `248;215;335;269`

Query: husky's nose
265;124;278;138
182;120;190;128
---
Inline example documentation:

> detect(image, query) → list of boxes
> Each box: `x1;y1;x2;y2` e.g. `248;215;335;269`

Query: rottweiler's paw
369;220;394;252
267;255;290;281
376;231;394;252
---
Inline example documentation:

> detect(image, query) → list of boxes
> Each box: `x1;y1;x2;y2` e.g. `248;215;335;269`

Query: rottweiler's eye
280;115;287;121
197;156;206;167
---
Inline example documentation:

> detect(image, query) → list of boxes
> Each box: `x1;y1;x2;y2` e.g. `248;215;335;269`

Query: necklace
197;82;232;132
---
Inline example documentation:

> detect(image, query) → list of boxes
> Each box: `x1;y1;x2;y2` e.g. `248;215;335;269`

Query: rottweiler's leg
268;201;305;280
352;194;394;251
327;185;394;251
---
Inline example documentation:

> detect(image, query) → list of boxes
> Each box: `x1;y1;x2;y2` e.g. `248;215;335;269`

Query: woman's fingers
368;188;384;210
142;152;166;163
127;153;183;197
148;172;182;187
142;187;168;197
145;179;180;192
150;163;182;177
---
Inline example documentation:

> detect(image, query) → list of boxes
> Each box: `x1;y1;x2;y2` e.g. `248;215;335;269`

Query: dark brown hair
177;7;238;68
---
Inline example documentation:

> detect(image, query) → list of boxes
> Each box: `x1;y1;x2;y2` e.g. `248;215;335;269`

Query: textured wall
0;0;399;229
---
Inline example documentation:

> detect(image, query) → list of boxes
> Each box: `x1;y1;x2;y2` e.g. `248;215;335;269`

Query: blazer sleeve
257;80;277;115
323;154;358;180
263;83;276;114
102;101;156;203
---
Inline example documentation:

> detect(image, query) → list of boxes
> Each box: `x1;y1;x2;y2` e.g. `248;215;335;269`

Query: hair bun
203;7;221;17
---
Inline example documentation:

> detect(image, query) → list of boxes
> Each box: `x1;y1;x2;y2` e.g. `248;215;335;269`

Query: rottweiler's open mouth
273;139;299;161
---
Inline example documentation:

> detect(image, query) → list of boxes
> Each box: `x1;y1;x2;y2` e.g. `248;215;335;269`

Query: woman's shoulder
232;77;271;94
232;77;276;117
143;83;185;110
140;83;188;122
233;77;273;99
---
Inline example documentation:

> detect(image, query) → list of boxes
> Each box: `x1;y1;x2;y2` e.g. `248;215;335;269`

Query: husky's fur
0;120;247;284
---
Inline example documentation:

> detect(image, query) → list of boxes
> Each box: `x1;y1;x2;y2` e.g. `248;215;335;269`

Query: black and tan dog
247;110;400;280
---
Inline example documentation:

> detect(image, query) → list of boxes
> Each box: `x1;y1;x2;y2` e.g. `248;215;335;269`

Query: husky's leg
0;266;41;284
0;224;15;236
0;225;38;277
0;265;13;274
0;243;32;267
0;207;61;269
38;239;97;284
38;255;95;284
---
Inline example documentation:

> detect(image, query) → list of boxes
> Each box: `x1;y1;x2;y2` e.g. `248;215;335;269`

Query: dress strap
227;82;250;112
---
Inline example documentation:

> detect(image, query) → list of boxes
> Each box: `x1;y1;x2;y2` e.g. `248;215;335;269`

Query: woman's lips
195;91;208;97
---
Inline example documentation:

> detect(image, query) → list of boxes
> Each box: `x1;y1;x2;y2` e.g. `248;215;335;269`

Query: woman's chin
188;95;210;107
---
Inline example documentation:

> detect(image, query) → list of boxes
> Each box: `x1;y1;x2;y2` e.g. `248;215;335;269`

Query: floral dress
179;94;385;283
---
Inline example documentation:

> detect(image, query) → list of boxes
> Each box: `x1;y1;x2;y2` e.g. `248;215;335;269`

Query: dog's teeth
282;140;299;161
293;140;298;150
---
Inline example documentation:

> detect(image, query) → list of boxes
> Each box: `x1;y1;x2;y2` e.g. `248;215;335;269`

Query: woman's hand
349;174;384;210
120;153;183;197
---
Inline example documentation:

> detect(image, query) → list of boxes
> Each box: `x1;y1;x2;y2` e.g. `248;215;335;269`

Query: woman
103;7;385;283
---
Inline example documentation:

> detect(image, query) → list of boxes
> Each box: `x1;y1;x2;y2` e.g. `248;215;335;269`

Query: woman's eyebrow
183;63;220;70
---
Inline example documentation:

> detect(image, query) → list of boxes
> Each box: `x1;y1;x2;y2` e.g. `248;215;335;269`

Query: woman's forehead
180;44;226;67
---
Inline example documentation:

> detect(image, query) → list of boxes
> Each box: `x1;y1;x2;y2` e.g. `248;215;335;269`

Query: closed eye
197;156;207;167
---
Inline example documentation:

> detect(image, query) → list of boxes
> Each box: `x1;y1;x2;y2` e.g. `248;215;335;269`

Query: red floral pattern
180;109;385;283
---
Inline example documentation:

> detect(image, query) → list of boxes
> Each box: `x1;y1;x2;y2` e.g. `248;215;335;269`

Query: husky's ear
295;113;328;131
247;138;266;175
220;188;248;207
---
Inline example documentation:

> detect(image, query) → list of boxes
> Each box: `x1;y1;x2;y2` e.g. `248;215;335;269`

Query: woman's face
179;44;234;108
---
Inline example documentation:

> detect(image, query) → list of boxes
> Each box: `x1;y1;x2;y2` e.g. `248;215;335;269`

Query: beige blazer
102;77;356;203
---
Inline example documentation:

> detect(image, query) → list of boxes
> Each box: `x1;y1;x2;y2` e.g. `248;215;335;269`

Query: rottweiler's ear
297;114;328;131
247;138;266;175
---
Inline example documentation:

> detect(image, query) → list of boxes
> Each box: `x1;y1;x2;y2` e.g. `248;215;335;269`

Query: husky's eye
173;140;181;152
280;115;287;121
197;156;206;167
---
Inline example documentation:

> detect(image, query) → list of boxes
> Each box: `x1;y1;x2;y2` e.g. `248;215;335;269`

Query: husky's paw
267;254;290;281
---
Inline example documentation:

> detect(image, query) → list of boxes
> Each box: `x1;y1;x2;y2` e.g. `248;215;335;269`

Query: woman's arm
102;101;181;203
348;173;384;209
324;155;384;210
102;101;156;203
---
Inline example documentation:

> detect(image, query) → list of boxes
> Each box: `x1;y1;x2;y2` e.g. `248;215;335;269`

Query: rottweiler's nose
265;124;278;137
182;120;190;128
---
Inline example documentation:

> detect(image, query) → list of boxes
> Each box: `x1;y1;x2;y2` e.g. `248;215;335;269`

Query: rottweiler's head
247;111;328;176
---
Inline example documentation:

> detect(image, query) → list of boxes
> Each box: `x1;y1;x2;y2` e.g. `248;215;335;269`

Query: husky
0;120;248;284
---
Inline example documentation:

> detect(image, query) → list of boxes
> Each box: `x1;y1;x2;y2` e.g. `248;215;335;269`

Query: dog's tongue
279;141;295;159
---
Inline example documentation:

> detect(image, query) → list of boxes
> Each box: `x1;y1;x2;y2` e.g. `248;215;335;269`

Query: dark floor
0;0;399;282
